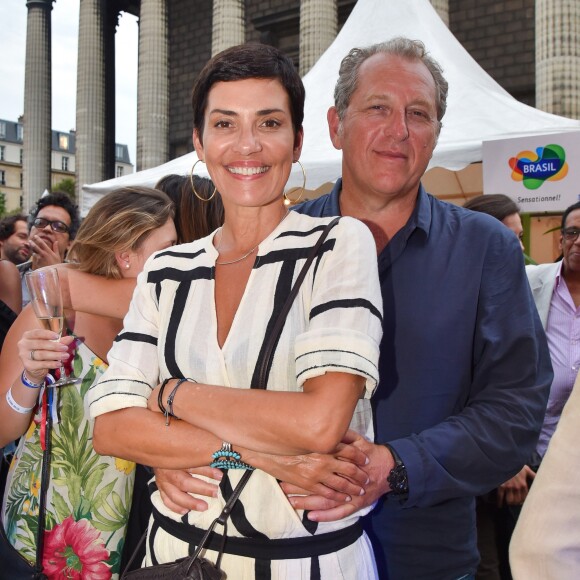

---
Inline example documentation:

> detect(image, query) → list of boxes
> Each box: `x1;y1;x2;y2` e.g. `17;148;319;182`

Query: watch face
388;465;409;496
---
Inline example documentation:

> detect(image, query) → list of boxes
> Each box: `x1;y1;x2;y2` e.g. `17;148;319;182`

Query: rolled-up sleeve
88;265;160;418
295;216;383;397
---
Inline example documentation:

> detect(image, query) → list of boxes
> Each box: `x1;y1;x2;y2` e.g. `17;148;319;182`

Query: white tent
81;0;580;215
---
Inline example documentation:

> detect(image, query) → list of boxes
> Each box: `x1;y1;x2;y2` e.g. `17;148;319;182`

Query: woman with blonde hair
0;186;176;579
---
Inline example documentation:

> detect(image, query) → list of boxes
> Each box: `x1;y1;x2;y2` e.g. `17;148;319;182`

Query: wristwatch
384;443;409;500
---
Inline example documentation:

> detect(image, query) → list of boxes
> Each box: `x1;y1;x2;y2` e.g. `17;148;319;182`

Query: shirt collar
329;178;432;239
554;260;564;287
327;179;344;216
404;183;431;240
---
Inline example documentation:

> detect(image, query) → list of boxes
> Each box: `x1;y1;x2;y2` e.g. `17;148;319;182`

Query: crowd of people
0;36;576;579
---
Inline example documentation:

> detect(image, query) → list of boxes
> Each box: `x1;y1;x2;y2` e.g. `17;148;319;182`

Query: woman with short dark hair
90;44;383;578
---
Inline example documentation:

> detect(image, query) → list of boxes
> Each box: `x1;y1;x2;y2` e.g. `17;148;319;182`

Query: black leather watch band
384;443;409;500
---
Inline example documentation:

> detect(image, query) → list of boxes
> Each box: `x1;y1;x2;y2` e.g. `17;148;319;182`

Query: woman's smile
226;164;270;177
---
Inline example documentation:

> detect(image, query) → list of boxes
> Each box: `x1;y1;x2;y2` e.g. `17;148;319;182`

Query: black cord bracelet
157;378;173;417
166;378;188;422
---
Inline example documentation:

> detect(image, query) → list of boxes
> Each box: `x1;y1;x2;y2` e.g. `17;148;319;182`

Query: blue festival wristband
21;370;46;389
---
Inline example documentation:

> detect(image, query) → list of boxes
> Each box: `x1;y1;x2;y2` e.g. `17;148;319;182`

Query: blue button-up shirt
295;180;552;579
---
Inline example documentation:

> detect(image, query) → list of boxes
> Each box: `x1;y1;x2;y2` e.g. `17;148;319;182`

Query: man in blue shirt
153;37;551;579
286;37;552;579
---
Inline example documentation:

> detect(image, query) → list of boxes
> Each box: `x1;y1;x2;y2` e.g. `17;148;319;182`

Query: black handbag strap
123;216;341;576
254;217;341;390
189;216;341;565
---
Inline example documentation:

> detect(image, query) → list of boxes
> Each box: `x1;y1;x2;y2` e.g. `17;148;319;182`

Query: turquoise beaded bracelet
210;442;254;470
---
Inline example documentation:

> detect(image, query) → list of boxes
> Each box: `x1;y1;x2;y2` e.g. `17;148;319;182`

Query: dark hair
29;192;81;239
561;201;580;230
0;214;27;242
191;43;305;141
155;174;224;243
463;194;520;222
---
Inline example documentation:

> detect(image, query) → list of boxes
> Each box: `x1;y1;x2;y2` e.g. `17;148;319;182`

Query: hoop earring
190;159;217;202
284;160;306;206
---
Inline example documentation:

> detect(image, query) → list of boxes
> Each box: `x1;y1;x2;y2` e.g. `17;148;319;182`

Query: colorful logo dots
509;144;568;190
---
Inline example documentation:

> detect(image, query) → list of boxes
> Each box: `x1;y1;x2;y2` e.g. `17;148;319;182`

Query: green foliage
524;252;537;266
53;177;76;198
4;356;134;572
0;192;6;216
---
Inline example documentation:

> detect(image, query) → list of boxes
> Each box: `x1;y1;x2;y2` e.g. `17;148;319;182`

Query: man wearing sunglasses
18;192;80;306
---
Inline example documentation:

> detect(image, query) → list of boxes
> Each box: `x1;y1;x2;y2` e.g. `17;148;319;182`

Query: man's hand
255;438;370;503
154;467;223;514
496;465;535;507
30;235;63;269
280;431;392;522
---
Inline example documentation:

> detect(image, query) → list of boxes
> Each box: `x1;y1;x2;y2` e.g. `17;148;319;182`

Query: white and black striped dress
89;212;383;579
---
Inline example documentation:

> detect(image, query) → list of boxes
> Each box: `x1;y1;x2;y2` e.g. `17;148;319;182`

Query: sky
0;0;138;166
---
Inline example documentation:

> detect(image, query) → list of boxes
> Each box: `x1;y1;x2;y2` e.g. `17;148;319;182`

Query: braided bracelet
21;370;46;389
210;442;254;470
6;387;36;414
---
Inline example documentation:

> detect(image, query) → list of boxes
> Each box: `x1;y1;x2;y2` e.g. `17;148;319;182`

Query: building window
116;166;124;177
20;149;23;164
20;173;23;188
0;170;5;186
0;145;4;161
115;145;123;160
59;134;69;150
16;124;23;141
62;157;69;172
0;122;6;139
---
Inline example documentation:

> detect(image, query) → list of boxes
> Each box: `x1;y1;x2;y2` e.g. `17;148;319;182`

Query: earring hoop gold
284;160;306;206
190;159;217;202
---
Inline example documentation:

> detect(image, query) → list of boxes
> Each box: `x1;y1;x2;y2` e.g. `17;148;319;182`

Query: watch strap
384;443;409;499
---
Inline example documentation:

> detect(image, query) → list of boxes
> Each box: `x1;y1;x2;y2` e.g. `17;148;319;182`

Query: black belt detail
152;506;363;560
255;559;272;580
302;510;318;535
219;471;268;539
311;556;321;580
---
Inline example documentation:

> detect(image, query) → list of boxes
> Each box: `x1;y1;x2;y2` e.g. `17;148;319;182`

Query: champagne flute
25;268;76;386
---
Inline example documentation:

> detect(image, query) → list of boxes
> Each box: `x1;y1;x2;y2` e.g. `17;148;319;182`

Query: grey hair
333;37;448;130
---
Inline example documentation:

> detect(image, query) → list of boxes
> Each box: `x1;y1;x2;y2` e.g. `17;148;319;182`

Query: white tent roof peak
81;0;580;214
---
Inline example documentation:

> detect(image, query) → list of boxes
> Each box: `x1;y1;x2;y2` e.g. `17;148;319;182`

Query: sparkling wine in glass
25;268;76;387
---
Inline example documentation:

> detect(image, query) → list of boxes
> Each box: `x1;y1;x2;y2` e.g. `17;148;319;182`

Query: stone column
299;0;337;76
536;0;580;119
76;0;106;213
212;0;244;57
137;0;169;171
23;0;53;213
104;8;119;179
